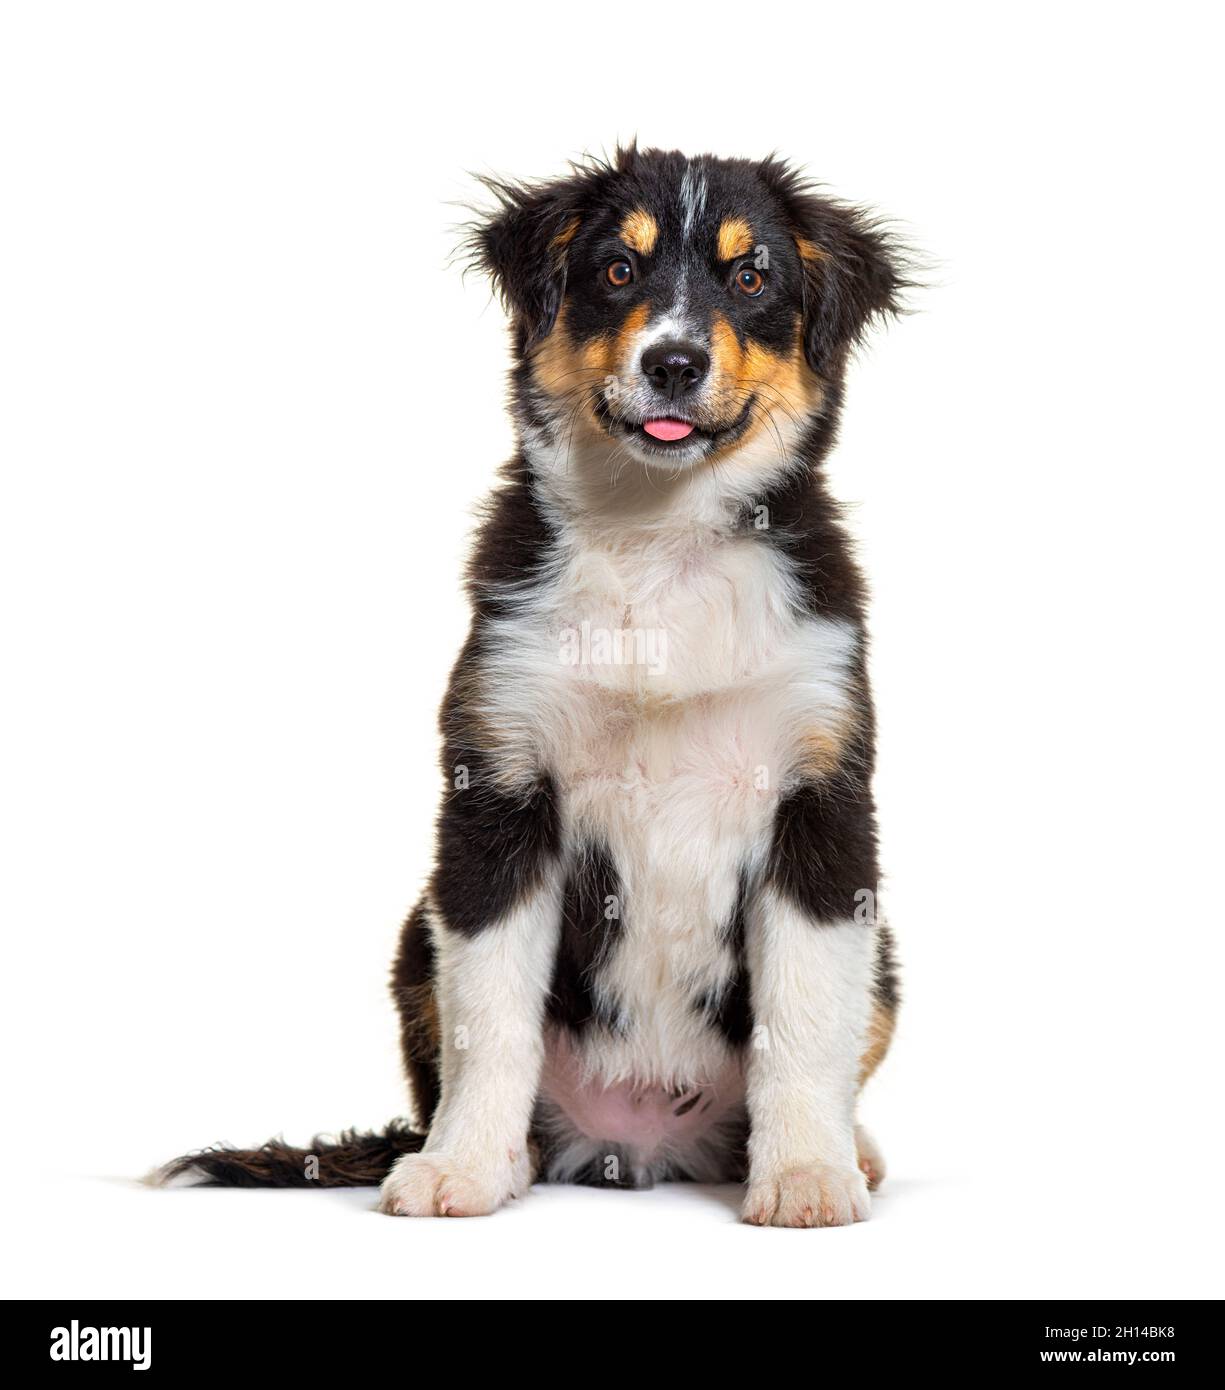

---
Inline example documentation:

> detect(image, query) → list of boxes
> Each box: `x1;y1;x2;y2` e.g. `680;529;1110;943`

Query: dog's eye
735;267;765;297
606;259;633;287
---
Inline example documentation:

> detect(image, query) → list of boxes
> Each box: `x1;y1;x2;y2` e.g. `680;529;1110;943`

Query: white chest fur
477;517;857;1087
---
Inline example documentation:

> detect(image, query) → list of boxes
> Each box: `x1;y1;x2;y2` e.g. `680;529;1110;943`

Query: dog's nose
641;341;709;400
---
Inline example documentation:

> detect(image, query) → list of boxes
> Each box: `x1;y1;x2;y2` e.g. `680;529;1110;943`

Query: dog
161;146;910;1227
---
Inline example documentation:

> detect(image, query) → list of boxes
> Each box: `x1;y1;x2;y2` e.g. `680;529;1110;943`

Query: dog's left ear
466;175;587;349
760;160;910;376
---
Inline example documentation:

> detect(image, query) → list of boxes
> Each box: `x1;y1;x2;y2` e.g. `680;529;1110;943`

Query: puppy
162;146;908;1227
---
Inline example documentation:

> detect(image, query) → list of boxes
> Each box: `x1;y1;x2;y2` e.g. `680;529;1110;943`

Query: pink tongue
643;418;695;441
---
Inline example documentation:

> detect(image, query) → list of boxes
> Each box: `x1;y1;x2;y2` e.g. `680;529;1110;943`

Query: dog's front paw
742;1163;871;1228
378;1149;529;1218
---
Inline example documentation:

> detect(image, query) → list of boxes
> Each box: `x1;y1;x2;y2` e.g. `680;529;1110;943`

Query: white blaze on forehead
633;311;697;354
680;162;708;240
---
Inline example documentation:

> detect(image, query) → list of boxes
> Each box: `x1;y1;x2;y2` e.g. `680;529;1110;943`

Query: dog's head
467;146;907;473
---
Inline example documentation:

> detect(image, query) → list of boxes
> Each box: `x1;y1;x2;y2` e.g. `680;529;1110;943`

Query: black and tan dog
163;146;910;1227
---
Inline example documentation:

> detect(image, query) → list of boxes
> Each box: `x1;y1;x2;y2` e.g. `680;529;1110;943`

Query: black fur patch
548;840;625;1032
767;773;880;923
390;900;441;1127
431;764;560;937
464;457;558;619
695;875;754;1046
737;429;870;627
874;923;902;1011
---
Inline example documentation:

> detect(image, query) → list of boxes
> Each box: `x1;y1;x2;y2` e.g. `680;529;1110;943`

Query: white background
2;1;1222;1300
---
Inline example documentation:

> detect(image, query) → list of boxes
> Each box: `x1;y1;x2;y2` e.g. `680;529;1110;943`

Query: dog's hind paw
854;1123;887;1191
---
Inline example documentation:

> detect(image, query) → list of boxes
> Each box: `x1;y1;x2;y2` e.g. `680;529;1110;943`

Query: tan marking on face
708;314;742;393
796;237;826;263
550;217;581;251
531;308;605;400
707;312;823;453
609;301;651;374
528;303;651;439
717;217;754;261
859;1000;895;1085
537;301;649;389
619;208;659;256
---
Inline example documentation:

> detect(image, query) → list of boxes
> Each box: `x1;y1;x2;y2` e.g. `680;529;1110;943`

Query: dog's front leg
742;883;874;1228
380;880;561;1217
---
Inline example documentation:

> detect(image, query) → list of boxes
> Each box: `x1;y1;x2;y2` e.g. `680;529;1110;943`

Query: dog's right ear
466;176;586;349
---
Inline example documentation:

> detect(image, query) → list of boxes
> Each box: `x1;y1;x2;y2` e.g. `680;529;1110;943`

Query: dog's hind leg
390;899;443;1129
854;1122;887;1192
855;927;899;1192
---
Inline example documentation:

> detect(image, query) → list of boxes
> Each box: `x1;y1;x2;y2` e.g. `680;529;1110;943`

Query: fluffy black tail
155;1119;426;1188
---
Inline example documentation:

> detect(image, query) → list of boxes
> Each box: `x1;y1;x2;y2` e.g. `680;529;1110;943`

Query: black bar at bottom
4;1298;1213;1375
